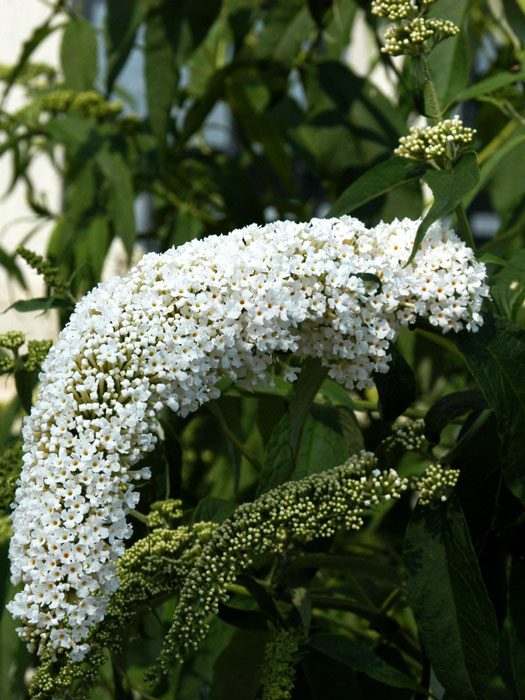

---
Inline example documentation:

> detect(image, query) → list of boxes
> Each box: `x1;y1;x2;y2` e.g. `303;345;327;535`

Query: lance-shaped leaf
61;18;98;91
289;358;327;460
424;390;486;444
404;499;499;699
405;151;479;265
327;157;429;217
454;313;525;503
105;0;148;95
310;634;426;692
509;557;525;699
374;345;416;421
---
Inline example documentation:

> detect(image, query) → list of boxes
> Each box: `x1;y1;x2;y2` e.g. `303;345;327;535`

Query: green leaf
302;647;361;699
310;635;425;692
374;345;416;421
144;6;179;155
256;413;294;495
96;150;136;259
491;249;525;322
105;0;148;95
193;497;237;524
450;69;525;105
404;499;499;698
424;390;486;444
289;358;327;460
217;604;268;631
14;369;37;414
257;400;348;494
454;313;525;503
254;0;316;65
60;18;98;90
487;132;525;219
336;406;365;455
1;8;64;102
3;297;73;314
427;0;470;106
293;403;350;479
74;217;110;288
236;574;281;623
509;557;525;699
464;131;525;211
307;0;334;27
406;151;479;265
327;157;429;218
213;628;268;700
319;378;362;411
0;248;26;289
226;79;293;189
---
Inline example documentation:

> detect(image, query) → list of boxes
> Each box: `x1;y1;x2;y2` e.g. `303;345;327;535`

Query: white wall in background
0;0;62;399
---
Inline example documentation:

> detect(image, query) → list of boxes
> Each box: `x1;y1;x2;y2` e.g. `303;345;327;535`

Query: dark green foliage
404;499;499;698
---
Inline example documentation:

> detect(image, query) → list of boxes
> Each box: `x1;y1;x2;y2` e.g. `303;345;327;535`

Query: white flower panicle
8;216;488;661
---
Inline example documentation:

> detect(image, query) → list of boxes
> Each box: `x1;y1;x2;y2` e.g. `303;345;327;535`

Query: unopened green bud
0;331;25;349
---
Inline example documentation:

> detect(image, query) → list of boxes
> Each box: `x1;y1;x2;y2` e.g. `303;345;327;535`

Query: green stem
454;202;476;250
413;327;464;360
478;119;518;166
129;509;150;525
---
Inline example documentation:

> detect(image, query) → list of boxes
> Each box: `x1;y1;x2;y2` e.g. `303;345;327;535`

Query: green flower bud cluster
373;0;458;57
395;116;476;163
382;17;459;56
29;514;217;699
17;247;67;293
383;419;426;454
412;463;460;505
39;89;123;120
0;333;53;375
155;452;408;674
261;626;304;700
145;498;185;529
0;355;15;374
25;340;53;372
372;0;436;20
0;515;13;545
0;331;26;349
0;441;23;513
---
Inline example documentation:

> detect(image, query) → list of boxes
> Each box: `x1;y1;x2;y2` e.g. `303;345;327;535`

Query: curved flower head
8;216;488;661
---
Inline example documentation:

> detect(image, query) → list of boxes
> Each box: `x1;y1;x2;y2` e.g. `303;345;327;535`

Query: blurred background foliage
0;0;525;698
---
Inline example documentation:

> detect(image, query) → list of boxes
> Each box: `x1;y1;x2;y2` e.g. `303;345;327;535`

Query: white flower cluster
413;463;460;504
395;116;476;162
8;216;488;661
382;17;459;56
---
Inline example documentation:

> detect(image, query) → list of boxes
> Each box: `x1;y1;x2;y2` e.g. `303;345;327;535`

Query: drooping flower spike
8;216;488;661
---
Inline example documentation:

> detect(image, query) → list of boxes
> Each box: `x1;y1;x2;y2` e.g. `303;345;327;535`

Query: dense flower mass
8;216;488;661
